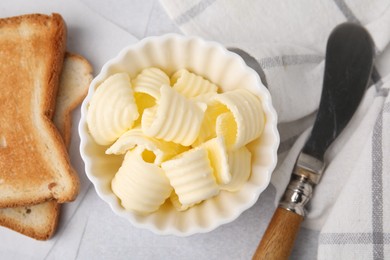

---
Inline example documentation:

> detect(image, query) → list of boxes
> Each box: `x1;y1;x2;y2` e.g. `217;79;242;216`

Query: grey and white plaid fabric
160;0;390;258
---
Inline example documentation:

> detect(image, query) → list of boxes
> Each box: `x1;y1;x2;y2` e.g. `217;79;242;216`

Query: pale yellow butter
87;73;139;145
87;68;265;214
111;148;172;213
161;147;219;206
142;85;207;146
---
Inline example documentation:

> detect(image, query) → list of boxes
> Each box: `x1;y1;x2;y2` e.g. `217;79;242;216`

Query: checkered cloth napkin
159;0;390;259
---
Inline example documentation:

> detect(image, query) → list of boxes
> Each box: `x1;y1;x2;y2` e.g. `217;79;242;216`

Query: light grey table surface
0;1;318;259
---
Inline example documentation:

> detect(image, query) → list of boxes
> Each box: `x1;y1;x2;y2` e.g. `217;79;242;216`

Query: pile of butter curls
87;68;265;214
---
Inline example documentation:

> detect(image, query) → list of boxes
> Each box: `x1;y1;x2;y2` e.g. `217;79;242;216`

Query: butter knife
253;23;375;259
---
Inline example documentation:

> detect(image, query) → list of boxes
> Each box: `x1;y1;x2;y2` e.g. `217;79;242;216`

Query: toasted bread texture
0;53;93;240
0;13;79;207
0;201;60;241
54;53;93;147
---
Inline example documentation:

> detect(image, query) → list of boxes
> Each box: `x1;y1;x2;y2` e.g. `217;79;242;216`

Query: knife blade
303;23;374;161
253;22;375;260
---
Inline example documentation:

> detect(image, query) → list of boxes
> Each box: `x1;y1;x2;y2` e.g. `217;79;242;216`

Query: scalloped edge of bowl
79;33;279;236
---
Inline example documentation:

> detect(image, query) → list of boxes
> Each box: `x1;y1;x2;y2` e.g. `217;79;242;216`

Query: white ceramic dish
79;34;279;236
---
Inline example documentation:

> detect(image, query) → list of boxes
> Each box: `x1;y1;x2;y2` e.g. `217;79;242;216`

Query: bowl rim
78;33;280;236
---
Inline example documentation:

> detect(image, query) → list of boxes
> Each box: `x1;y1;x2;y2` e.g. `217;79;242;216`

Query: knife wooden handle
252;207;303;260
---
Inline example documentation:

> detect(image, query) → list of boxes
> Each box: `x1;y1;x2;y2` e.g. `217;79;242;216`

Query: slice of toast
54;53;93;148
0;53;93;240
0;201;60;241
0;14;79;207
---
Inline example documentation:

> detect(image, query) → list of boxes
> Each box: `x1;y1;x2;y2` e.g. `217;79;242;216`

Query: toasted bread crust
0;201;60;240
0;53;92;240
0;14;79;207
55;52;93;147
0;13;65;119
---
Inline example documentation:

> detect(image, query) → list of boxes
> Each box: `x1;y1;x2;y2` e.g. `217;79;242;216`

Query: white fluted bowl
79;34;279;236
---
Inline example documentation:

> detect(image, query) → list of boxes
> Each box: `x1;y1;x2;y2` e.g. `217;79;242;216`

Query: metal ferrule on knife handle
279;153;325;216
